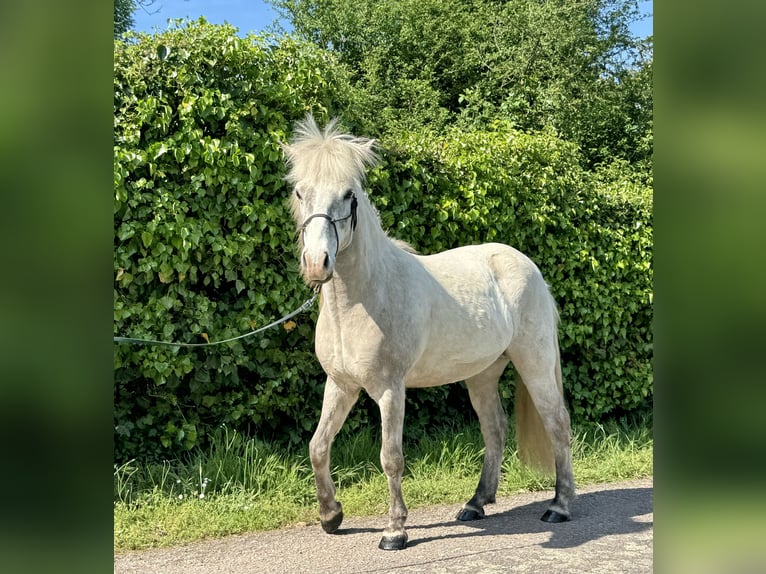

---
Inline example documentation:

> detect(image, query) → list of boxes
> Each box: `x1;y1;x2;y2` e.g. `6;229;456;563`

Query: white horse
282;116;575;551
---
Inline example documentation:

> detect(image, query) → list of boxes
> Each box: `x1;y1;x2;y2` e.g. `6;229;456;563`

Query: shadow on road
401;487;653;549
335;527;381;535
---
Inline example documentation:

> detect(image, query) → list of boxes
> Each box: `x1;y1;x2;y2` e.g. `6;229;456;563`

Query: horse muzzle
302;249;334;287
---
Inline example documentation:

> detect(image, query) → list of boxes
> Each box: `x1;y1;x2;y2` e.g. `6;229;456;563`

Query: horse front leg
374;385;408;550
309;377;359;534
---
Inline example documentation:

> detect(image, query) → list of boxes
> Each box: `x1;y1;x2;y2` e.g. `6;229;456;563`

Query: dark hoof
456;507;485;521
378;534;408;551
541;509;570;523
320;509;344;533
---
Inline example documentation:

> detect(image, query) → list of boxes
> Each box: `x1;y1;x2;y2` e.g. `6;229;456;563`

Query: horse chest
314;304;418;387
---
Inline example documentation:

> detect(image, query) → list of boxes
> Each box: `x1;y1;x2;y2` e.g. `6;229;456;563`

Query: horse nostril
322;252;330;269
302;251;308;268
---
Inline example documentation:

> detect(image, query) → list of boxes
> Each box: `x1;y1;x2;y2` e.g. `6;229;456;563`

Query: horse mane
282;115;379;186
392;238;419;254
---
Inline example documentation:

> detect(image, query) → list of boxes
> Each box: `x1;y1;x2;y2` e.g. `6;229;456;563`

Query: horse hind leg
457;357;510;521
511;339;576;523
309;377;359;534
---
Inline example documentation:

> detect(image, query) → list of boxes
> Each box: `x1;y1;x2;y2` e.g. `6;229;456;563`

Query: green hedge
114;21;352;461
114;22;652;462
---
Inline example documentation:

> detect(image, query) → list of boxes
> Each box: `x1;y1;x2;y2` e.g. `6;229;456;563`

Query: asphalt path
115;477;653;573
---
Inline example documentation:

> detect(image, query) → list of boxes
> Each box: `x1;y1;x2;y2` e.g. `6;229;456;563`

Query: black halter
299;194;358;256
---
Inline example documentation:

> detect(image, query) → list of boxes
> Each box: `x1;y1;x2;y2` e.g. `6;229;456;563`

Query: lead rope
113;293;318;348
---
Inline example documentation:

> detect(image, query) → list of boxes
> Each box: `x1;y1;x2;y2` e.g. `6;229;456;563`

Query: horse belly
404;248;520;388
404;325;511;388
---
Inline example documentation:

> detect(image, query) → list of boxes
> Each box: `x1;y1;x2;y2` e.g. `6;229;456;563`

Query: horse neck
328;201;398;304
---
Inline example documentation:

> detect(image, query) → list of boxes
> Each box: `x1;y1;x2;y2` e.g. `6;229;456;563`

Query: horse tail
514;302;562;475
515;377;555;474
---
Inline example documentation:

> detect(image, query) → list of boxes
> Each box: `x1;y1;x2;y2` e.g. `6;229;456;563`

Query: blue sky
132;0;653;39
132;0;285;34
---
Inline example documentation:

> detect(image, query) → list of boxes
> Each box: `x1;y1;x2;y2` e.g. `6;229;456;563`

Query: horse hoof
456;508;485;521
321;509;344;533
541;509;570;523
378;534;408;551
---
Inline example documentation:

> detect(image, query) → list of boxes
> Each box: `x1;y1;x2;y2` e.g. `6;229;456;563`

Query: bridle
299;193;358;256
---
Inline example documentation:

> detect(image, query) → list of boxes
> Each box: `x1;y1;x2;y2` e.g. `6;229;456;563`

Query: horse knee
380;449;404;477
309;437;329;467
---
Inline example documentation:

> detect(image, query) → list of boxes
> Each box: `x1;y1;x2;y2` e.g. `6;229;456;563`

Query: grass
114;415;652;552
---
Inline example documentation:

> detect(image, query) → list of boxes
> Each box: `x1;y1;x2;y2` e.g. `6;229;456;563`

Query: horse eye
343;189;353;200
295;189;303;201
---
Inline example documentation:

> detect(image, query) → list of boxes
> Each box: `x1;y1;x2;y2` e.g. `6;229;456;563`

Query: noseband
300;194;358;256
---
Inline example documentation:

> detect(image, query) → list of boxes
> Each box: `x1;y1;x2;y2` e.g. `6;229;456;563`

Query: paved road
115;478;652;573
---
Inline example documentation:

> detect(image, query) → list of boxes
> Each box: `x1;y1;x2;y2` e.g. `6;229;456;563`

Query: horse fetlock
556;480;576;502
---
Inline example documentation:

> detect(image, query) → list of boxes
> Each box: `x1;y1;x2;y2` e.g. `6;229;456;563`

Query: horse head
282;115;378;289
